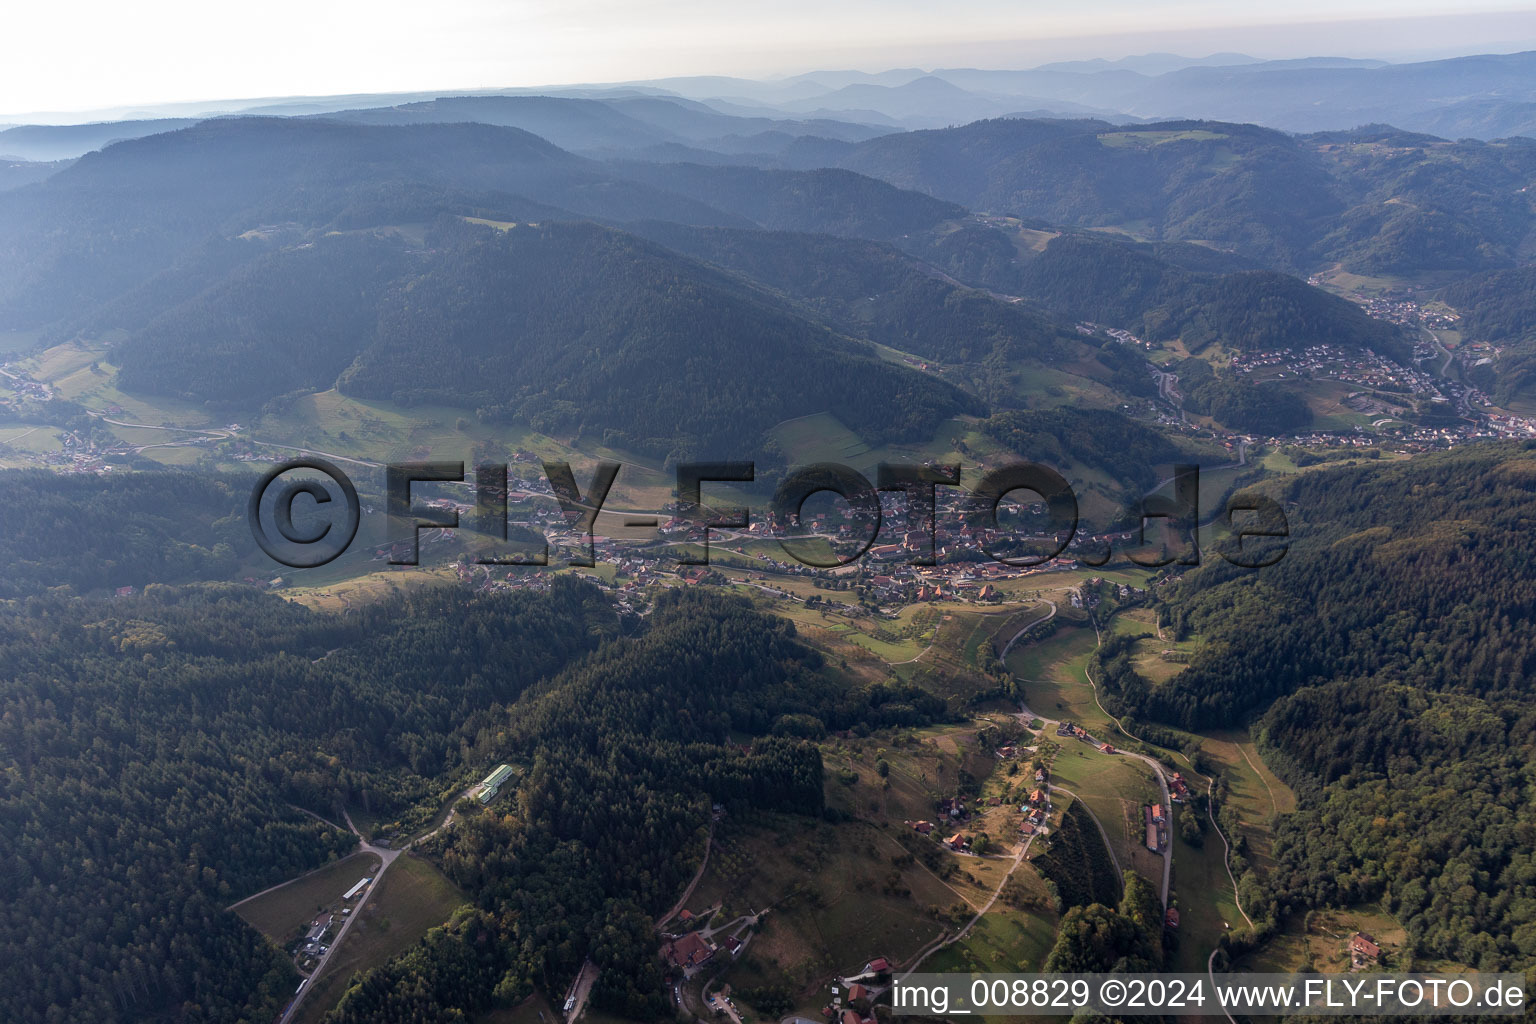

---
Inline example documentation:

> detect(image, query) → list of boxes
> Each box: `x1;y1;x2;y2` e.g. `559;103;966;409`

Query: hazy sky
3;0;1535;119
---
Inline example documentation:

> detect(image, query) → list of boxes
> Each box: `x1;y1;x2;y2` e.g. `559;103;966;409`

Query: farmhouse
306;913;332;943
1351;932;1381;966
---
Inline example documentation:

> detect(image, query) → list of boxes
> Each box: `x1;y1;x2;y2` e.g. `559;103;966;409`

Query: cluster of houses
1019;783;1051;837
1353;295;1460;332
1076;321;1153;350
1054;720;1116;754
290;876;370;972
1231;343;1447;404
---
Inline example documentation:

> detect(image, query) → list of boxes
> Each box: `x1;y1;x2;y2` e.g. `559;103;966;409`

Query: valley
3;46;1536;1024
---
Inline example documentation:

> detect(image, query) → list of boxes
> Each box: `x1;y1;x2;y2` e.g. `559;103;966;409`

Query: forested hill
1089;443;1536;970
1015;232;1411;360
1440;265;1536;405
0;117;961;330
114;232;416;403
1106;443;1536;726
0;580;943;1024
607;161;965;239
831;117;1536;275
834;118;1340;268
107;220;978;456
0;470;254;598
328;587;946;1021
0;580;618;1024
336;219;980;456
628;221;1084;366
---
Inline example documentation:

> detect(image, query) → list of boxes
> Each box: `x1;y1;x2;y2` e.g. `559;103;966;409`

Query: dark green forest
5;94;1536;1024
0;579;620;1023
0;470;252;597
341;219;979;457
628;221;1084;369
1043;871;1163;973
110;217;979;457
978;406;1184;493
1034;799;1123;912
1015;233;1410;362
0;576;944;1024
1090;443;1536;969
837;118;1536;275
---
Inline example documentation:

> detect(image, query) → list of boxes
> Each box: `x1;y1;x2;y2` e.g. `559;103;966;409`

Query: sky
2;0;1535;120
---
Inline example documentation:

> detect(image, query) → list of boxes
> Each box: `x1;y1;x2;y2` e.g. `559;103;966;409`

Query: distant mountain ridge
0;116;957;328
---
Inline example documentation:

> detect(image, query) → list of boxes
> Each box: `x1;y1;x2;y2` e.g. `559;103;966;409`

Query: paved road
275;794;470;1024
1066;617;1256;969
997;600;1057;660
1421;324;1455;378
896;832;1036;981
1209;947;1239;1024
564;960;599;1023
1017;695;1171;908
225;806;366;912
1081;661;1174;906
277;812;400;1024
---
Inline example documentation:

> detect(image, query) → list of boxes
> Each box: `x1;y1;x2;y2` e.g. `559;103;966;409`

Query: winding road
1017;695;1171;907
895;831;1037;982
996;600;1058;660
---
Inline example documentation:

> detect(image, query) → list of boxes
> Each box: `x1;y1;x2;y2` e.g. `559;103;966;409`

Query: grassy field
284;564;459;612
922;906;1058;974
297;854;469;1024
1049;752;1164;886
769;412;873;468
1167;816;1245;971
1003;602;1299;977
691;705;1063;1017
1240;908;1408;974
234;851;382;945
1099;129;1229;148
821;724;996;826
477;992;561;1024
1006;625;1111;731
689;813;957;1006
